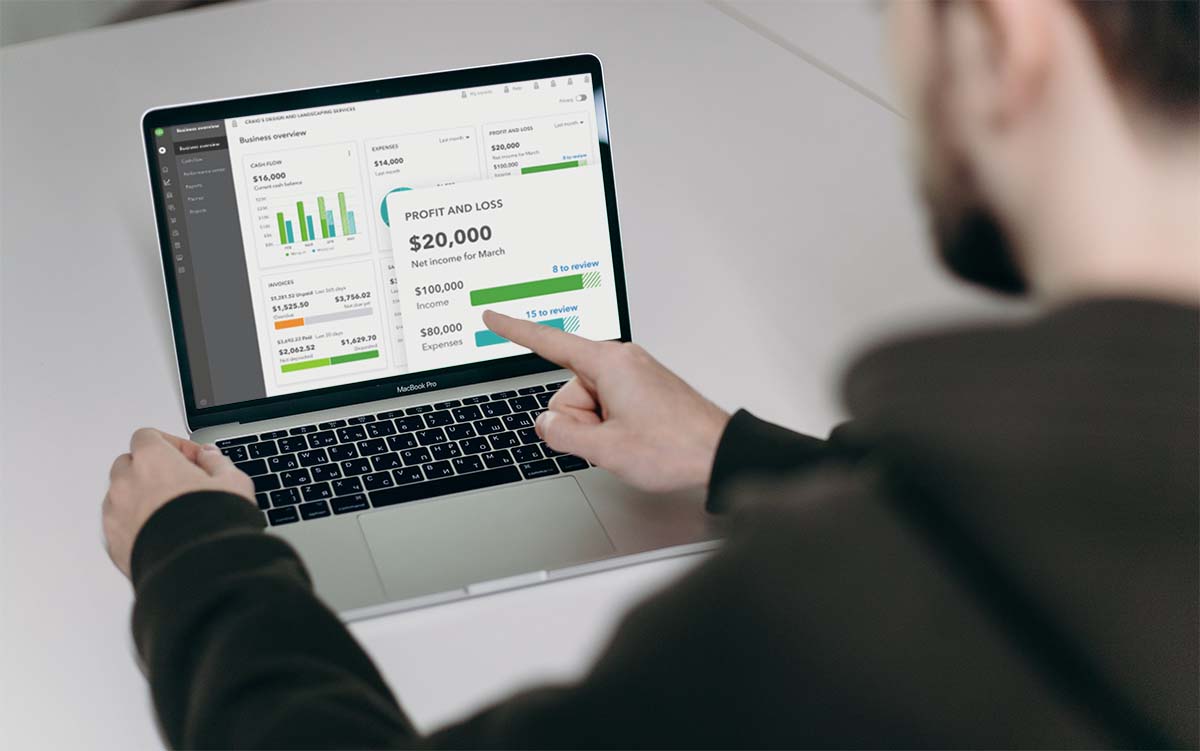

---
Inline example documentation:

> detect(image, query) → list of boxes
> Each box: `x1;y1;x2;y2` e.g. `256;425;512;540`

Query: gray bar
305;307;374;326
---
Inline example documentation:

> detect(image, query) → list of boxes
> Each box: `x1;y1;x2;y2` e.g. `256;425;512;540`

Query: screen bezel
142;54;629;431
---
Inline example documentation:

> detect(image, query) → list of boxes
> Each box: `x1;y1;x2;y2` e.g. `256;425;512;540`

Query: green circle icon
154;127;164;137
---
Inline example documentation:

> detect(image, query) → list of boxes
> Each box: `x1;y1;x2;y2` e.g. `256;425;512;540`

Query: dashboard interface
150;69;619;410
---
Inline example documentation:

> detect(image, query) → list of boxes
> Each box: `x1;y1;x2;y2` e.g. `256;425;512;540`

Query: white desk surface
0;1;1002;746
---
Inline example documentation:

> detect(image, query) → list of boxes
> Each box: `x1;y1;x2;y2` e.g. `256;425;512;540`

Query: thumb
196;443;239;478
536;411;605;461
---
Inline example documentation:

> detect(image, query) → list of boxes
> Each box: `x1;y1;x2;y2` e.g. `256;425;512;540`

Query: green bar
281;357;331;373
276;212;287;244
520;160;580;175
317;196;329;238
470;274;584;306
296;201;308;241
330;349;379;365
338;192;349;235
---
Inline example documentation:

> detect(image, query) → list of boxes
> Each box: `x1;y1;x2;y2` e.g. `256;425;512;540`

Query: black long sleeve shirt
130;298;1198;749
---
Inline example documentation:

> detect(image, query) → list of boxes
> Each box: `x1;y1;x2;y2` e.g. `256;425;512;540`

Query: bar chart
273;190;360;246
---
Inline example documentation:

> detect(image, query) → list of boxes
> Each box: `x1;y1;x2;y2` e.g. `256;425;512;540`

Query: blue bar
306;215;315;240
285;221;294;244
347;211;357;235
475;317;566;347
327;210;336;237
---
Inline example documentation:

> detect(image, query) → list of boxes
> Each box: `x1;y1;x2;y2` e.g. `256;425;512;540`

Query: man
103;0;1197;747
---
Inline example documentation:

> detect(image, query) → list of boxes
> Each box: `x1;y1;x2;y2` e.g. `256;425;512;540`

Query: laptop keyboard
215;381;590;526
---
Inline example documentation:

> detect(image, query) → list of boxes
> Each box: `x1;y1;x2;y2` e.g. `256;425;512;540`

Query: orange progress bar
274;317;304;330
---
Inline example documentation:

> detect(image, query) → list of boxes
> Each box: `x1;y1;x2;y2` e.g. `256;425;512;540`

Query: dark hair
1072;0;1199;120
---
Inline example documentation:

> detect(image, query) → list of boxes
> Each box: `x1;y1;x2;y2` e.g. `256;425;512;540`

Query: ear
945;0;1053;129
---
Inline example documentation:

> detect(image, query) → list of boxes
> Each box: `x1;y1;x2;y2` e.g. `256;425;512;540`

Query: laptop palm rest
358;477;616;601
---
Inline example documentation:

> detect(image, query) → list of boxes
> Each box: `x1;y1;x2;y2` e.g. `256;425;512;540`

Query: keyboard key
216;435;256;447
253;474;281;493
517;385;546;395
270;488;300;506
429;442;462;460
508;396;539;412
489;432;519;450
421;461;454;480
481;401;512;417
513;444;544;463
434;400;462;409
337;426;367;443
394;416;425;433
474;418;504;435
517;428;540;445
489;390;517;400
318;419;347;430
278;436;308;453
308;430;337;448
416;428;447;446
297;449;329;467
392;466;423;485
482;450;514;468
348;415;374;425
280;469;311;487
370;466;522;508
424;410;454;427
260;430;289;439
540;442;564;457
400;447;432;465
331;494;370;514
332;477;364;496
367;420;396;438
387;433;418;451
235;458;269;476
340;458;372;476
452;455;485;474
546;380;566;390
406;404;433;415
536;392;554;407
452;405;483;422
502;413;534;431
460;395;490;404
459;437;490;454
267;454;298;473
371;452;402;471
444;423;476;440
375;410;405;420
301;482;333;501
254;493;270;510
289;424;319;435
310;464;341;482
299;501;331;520
363;471;395;490
220;445;248;462
248;440;278;459
519;459;560;479
356;438;387;456
328;444;358;461
556;454;589;472
267;506;300;525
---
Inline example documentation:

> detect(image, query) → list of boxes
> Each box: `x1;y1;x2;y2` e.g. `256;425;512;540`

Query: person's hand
103;428;255;579
483;311;731;492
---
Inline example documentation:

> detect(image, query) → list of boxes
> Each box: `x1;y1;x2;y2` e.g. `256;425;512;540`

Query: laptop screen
146;58;623;422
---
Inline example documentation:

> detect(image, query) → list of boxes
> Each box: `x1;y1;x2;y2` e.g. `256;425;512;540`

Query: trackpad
359;477;616;601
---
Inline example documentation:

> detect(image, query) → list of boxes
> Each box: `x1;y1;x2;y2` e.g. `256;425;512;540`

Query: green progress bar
281;349;379;373
520;159;584;175
470;271;600;306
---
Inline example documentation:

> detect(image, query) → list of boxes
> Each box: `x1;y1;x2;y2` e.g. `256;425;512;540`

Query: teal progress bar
475;316;580;347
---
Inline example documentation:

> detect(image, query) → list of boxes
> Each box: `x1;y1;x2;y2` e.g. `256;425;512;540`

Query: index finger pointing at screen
482;310;605;377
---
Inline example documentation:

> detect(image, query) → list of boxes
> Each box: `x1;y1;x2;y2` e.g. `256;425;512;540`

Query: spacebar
369;466;523;508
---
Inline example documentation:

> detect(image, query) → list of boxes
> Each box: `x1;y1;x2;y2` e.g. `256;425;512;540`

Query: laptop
141;54;719;619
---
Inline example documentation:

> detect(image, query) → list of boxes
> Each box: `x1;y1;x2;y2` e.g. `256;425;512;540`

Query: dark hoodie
130;298;1198;749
